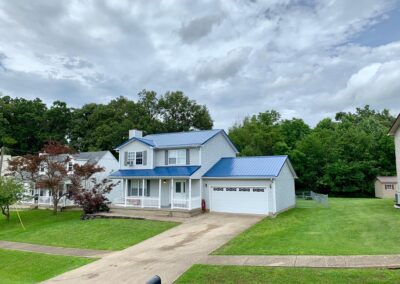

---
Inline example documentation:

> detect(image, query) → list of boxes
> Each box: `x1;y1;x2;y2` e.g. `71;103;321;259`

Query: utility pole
0;146;4;176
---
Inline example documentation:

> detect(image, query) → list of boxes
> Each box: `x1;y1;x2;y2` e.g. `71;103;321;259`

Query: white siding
193;133;236;179
96;152;122;203
119;140;153;169
274;162;296;212
396;128;400;187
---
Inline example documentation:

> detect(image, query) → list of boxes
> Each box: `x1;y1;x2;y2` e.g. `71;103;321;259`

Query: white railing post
188;179;192;210
158;179;162;209
141;179;145;208
170;178;174;209
124;179;127;207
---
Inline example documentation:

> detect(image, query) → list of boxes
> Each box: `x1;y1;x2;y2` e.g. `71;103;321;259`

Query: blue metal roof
203;156;294;178
109;166;200;178
115;129;238;151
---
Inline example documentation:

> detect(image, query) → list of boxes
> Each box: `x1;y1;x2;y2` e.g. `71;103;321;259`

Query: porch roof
109;166;200;178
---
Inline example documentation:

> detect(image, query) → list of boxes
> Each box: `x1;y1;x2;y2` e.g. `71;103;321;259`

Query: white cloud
0;0;399;130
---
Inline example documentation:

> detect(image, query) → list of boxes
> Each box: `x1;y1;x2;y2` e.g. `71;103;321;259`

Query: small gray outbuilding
374;176;398;199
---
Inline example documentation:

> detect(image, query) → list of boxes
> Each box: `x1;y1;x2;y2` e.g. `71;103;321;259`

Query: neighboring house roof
376;176;398;184
389;114;400;135
115;129;238;152
73;151;109;164
109;166;200;178
203;156;298;178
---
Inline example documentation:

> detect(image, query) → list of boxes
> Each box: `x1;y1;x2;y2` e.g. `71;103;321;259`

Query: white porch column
124;179;127;207
141;179;145;208
170;178;174;209
158;179;162;209
188;179;192;210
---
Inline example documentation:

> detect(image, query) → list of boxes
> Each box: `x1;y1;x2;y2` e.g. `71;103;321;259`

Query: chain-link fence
296;191;329;208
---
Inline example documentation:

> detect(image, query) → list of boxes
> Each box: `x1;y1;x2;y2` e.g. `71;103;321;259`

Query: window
385;184;395;190
168;149;186;165
39;164;45;172
127;151;144;166
175;181;186;193
127;180;144;196
68;162;73;172
135;152;143;165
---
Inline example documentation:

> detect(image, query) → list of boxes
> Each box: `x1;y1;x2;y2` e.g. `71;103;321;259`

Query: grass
0;249;94;284
0;209;178;250
215;198;400;255
175;265;400;284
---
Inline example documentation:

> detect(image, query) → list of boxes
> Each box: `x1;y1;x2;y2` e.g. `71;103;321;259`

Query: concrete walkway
0;240;112;258
44;213;262;284
202;255;400;268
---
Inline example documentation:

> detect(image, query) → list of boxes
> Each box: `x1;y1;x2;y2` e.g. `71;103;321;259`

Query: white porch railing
36;196;75;206
172;196;201;210
172;198;189;209
38;196;53;205
115;196;160;208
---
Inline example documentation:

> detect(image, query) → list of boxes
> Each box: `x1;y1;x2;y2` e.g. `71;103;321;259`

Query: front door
175;181;186;199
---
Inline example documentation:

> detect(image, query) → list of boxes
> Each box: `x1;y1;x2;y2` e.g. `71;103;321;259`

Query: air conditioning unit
395;192;400;205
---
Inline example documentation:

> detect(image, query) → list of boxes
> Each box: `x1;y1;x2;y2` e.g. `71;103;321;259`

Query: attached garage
203;156;297;215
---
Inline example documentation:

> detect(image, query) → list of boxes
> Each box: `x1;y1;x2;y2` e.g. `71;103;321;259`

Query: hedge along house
109;129;297;215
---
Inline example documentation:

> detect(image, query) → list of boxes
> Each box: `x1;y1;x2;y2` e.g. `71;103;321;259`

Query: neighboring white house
109;129;297;215
24;151;120;206
389;114;400;191
0;155;12;176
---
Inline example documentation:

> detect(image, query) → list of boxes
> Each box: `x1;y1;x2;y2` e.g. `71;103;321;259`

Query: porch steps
108;206;202;218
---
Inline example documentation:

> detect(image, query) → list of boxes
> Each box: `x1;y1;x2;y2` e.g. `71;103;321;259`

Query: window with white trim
168;149;186;165
127;151;144;166
127;180;149;196
68;162;73;172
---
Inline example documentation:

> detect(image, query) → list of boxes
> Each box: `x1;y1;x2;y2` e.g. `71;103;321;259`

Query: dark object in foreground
146;275;161;284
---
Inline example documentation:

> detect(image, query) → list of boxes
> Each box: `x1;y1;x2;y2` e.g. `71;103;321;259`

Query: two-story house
110;129;297;215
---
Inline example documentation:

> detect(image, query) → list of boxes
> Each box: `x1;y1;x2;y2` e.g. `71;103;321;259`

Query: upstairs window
68;162;73;172
168;149;186;165
126;151;145;166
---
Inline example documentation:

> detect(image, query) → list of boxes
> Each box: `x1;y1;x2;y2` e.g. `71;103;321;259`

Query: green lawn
0;249;93;284
175;265;400;284
215;198;400;255
0;209;178;250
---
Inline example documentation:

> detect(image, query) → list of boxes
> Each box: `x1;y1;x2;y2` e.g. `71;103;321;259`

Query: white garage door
210;186;268;214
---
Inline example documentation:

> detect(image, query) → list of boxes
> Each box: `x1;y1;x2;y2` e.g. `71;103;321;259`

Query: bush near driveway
215;198;400;255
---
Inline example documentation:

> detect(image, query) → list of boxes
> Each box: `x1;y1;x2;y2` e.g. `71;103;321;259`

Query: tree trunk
53;196;59;215
1;205;10;221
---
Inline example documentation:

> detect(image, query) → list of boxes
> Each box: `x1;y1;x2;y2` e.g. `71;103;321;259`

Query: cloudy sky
0;0;400;129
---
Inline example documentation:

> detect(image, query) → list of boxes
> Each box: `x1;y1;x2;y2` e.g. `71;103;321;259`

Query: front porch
114;178;202;211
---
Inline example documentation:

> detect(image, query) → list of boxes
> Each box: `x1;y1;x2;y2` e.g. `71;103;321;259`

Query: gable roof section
73;151;109;164
109;166;200;178
376;176;398;184
203;156;297;178
115;129;238;152
389;114;400;136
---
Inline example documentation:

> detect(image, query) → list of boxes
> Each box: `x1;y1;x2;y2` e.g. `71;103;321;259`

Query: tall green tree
0;177;24;220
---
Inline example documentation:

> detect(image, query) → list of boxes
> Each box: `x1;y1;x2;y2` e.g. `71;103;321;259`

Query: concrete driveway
45;213;262;284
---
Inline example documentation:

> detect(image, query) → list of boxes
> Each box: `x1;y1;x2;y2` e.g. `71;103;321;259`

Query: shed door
210;187;268;214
